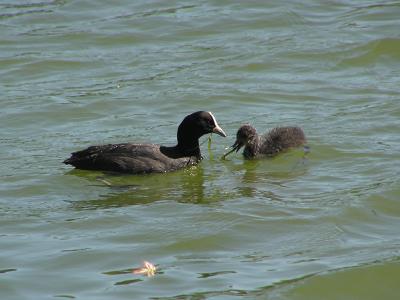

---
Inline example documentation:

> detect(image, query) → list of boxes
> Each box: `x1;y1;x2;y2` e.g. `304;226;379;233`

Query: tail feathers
64;146;101;166
63;153;82;166
63;157;72;165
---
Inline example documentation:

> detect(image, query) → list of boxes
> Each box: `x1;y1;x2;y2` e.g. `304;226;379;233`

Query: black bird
64;111;226;174
223;124;306;159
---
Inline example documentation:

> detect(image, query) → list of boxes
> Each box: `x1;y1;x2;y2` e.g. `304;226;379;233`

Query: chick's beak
221;139;244;159
212;124;227;137
232;140;244;152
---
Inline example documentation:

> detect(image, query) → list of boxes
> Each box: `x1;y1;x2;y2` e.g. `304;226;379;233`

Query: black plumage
223;124;306;159
64;111;226;174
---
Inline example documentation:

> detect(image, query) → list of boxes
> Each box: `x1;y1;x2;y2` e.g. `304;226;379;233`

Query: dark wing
64;143;197;174
261;127;306;156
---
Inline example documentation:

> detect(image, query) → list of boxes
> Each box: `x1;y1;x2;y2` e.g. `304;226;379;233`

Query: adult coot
64;111;226;174
223;124;306;159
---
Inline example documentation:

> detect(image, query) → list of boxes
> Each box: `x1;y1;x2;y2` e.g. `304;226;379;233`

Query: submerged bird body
224;124;306;159
63;143;199;173
64;111;226;174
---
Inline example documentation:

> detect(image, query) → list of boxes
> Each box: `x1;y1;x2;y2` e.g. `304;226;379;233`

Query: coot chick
64;111;226;174
223;124;306;159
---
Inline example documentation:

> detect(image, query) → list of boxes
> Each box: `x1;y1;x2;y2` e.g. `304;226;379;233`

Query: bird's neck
160;140;201;159
176;124;202;158
243;134;260;159
177;139;201;158
160;138;201;159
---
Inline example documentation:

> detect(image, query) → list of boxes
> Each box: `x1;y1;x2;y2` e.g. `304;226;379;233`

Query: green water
1;1;400;299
